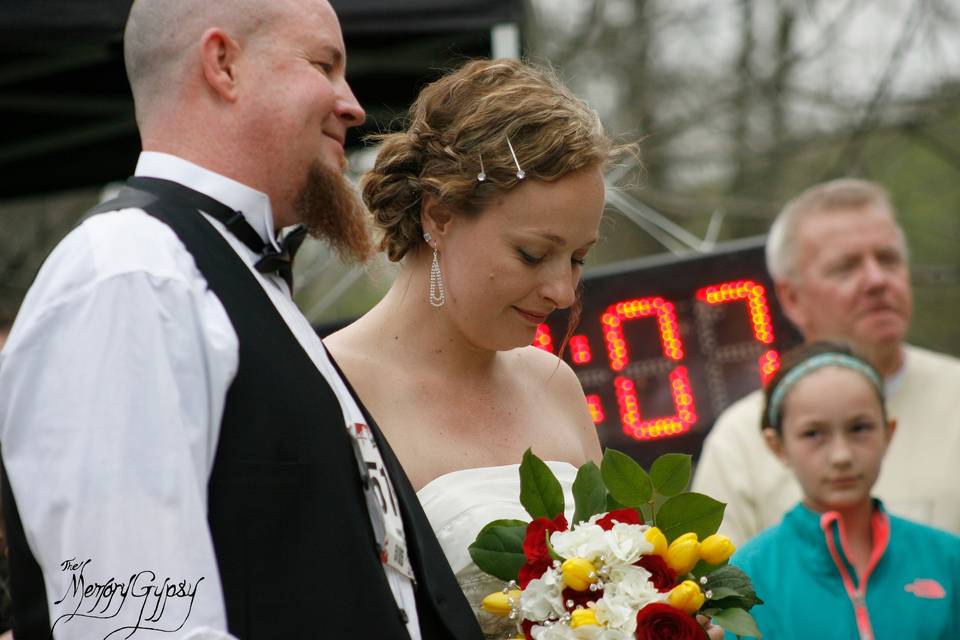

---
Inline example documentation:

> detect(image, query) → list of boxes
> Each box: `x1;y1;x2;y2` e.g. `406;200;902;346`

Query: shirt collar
134;151;281;251
784;499;888;574
884;351;907;398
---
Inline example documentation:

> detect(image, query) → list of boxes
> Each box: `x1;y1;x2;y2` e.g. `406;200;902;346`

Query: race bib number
350;422;415;580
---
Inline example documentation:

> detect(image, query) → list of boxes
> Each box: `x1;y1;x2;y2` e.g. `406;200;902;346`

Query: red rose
518;560;550;589
634;602;706;640
596;508;644;530
523;514;568;563
635;553;676;592
518;514;567;588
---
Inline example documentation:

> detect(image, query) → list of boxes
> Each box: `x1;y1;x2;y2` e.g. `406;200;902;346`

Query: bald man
0;2;482;639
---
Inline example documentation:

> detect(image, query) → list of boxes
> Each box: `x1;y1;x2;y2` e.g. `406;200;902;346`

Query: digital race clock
532;237;801;467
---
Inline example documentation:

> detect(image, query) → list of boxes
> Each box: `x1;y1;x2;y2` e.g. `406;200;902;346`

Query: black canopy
0;0;522;198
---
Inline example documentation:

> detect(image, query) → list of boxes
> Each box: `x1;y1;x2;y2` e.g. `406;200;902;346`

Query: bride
326;59;611;636
326;58;607;635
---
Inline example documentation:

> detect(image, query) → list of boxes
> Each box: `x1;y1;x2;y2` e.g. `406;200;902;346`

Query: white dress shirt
0;152;420;639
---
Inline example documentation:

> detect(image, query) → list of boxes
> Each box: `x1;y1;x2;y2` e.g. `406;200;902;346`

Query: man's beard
293;161;372;263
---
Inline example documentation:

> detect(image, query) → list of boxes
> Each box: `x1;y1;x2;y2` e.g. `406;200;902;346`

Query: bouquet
469;449;762;639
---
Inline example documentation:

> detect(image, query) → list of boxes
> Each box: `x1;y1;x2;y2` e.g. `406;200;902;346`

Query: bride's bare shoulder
323;318;389;379
508;346;602;461
508;346;588;404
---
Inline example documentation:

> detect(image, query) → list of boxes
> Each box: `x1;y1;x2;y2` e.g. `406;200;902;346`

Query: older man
0;2;481;639
693;178;960;545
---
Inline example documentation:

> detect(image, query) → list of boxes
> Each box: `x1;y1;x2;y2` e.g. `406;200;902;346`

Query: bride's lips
514;307;550;324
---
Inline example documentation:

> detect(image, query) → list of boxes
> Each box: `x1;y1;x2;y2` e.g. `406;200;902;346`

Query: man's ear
200;27;242;102
420;194;454;243
775;278;807;334
762;428;789;466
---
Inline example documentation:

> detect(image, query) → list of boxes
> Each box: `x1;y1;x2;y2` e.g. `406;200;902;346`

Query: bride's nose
539;263;577;310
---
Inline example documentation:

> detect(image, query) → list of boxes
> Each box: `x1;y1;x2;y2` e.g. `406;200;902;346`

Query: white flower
593;592;637;633
531;622;631;640
607;564;664;608
550;523;608;561
551;520;654;565
601;523;654;564
531;623;577;640
520;569;566;621
593;565;665;633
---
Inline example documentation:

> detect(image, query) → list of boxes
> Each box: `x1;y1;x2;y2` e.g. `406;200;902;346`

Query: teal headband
767;353;884;428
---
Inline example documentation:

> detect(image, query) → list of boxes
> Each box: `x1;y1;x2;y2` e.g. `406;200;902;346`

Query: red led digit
696;280;780;383
602;298;683;371
570;335;592;364
603;298;696;441
613;376;641;430
585;394;605;424
533;323;554;353
758;349;781;385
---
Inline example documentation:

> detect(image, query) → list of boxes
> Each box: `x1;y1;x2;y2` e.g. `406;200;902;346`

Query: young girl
725;342;959;640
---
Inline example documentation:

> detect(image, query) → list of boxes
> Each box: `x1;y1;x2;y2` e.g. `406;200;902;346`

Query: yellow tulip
561;557;598;592
570;608;599;628
644;526;668;558
668;579;705;614
666;533;701;575
481;589;521;617
700;534;736;565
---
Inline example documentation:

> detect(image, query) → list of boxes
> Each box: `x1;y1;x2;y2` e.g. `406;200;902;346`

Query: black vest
2;179;483;640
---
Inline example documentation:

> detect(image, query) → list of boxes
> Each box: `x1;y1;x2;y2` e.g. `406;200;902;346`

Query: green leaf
708;595;764;612
706;586;741;600
600;449;652;506
519;448;565;519
709;607;762;638
606;493;627;511
650;453;692;496
656;492;725;542
703;565;763;609
545;529;566;562
468;524;527;582
703;565;755;593
572;461;607;524
638;502;654;524
476;519;529;538
691;558;726;578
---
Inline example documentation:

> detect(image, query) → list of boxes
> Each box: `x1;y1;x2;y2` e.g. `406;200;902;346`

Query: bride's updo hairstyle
362;59;619;352
362;58;615;262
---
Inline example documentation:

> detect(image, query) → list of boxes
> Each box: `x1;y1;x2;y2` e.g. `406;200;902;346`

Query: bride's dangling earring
424;232;445;308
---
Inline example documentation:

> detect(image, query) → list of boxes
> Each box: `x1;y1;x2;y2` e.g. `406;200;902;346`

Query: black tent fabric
0;0;522;198
0;1;520;43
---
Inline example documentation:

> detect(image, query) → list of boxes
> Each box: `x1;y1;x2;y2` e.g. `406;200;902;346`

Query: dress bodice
417;462;578;638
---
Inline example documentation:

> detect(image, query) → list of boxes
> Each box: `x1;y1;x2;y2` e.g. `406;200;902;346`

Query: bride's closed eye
518;248;544;265
518;248;588;267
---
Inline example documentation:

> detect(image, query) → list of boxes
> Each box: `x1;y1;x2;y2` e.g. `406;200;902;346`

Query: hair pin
477;153;487;182
506;137;525;180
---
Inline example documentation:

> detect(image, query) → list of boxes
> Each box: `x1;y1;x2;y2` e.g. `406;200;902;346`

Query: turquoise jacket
724;501;960;640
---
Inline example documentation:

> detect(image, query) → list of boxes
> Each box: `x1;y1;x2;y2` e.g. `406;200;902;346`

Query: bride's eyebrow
513;231;597;248
516;232;566;245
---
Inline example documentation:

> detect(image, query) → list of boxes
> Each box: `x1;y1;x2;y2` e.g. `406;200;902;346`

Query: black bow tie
254;225;307;290
126;177;306;290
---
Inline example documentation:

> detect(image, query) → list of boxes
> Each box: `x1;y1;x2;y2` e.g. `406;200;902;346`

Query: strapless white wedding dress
417;462;577;638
